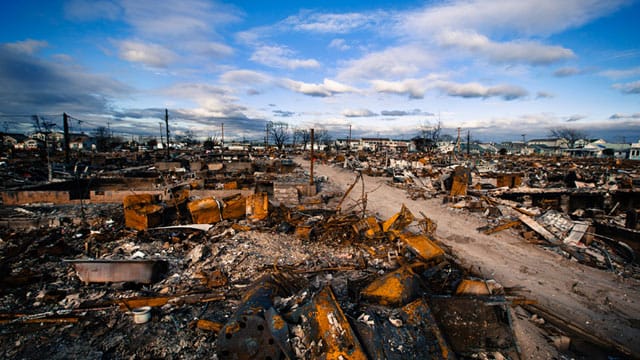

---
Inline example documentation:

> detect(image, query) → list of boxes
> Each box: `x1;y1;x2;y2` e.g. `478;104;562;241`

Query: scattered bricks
361;264;425;307
396;232;445;261
246;192;269;221
123;194;163;230
455;279;491;296
188;197;223;224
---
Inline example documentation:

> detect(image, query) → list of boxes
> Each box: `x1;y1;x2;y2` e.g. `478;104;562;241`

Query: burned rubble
0;148;638;359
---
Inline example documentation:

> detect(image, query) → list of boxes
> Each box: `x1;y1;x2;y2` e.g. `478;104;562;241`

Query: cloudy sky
1;0;639;142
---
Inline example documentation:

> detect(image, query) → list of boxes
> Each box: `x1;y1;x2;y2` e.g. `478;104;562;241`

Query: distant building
630;141;640;160
2;133;28;147
527;138;568;148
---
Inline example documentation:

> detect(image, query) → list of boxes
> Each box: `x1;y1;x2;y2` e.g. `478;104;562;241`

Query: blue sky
1;0;639;142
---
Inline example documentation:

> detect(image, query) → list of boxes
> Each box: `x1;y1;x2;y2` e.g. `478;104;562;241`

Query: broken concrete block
188;197;222;224
450;166;469;196
246;192;269;221
123;194;163;230
222;194;246;219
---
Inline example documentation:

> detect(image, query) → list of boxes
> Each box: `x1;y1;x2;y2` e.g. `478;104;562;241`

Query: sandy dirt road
299;158;640;357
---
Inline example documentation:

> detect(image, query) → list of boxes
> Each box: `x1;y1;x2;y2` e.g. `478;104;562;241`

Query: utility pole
348;124;352;153
467;130;470;156
63;112;70;163
310;128;315;186
221;122;224;159
164;109;170;159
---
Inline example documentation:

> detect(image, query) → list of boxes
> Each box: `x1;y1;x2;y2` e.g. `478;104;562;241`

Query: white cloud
162;83;248;118
371;78;425;99
64;0;121;21
4;39;48;55
613;80;640;94
251;45;320;70
329;38;350;51
600;66;640;79
554;67;584;77
342;109;377;117
338;45;435;81
220;70;272;85
283;11;383;33
436;30;574;65
183;41;233;58
565;114;586;122
609;113;640;120
536;91;554;99
119;0;241;38
401;0;626;38
281;78;357;97
434;81;528;100
116;40;177;68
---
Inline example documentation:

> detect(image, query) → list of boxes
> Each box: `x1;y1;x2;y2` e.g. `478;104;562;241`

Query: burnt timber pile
0;148;639;359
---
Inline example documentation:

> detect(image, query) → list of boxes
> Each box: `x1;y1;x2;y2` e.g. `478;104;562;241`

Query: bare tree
413;119;442;151
299;129;310;150
268;121;289;150
315;129;331;145
291;127;300;149
549;127;587;148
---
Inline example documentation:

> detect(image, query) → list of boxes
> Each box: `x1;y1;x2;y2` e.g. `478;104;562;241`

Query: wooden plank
563;222;589;246
484;220;520;235
518;214;560;245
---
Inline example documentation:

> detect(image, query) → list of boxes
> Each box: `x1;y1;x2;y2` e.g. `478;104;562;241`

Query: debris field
0;149;639;359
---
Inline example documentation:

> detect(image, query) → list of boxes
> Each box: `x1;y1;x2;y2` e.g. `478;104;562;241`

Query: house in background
630;141;640;160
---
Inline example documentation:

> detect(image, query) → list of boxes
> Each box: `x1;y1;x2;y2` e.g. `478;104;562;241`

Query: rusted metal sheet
246;192;269;221
222;194;246;220
397;232;445;261
123;194;164;230
217;275;287;360
382;204;414;232
188;197;222;224
455;279;491;296
361;264;425;306
302;286;368;360
354;298;455;360
431;297;520;359
353;216;382;238
66;260;165;284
